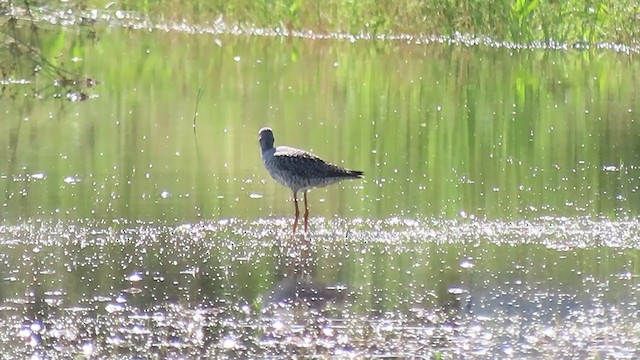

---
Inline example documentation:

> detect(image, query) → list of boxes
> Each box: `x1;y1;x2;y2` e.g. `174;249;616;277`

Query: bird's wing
273;147;352;178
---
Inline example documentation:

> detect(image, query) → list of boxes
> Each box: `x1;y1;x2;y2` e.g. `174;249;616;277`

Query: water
1;17;640;358
1;218;640;357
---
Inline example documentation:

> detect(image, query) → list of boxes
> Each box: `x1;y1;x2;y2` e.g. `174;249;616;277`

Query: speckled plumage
259;127;363;234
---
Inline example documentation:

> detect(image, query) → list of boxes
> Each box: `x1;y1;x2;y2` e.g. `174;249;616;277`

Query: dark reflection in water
262;245;347;310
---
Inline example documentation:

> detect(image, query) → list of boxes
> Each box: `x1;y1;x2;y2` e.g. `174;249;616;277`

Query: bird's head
258;127;275;152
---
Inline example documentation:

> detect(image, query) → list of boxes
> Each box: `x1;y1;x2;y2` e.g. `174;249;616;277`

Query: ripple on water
0;217;639;357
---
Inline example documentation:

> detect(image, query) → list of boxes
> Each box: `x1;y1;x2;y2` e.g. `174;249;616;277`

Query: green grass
3;0;639;44
67;0;640;44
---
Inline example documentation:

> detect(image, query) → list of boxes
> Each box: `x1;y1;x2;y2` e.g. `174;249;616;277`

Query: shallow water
1;218;640;358
2;9;640;359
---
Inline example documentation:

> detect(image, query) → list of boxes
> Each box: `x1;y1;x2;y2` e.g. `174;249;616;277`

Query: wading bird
259;127;363;234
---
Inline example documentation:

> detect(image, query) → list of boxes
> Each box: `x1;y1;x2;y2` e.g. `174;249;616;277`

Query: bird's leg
303;191;309;232
292;191;300;234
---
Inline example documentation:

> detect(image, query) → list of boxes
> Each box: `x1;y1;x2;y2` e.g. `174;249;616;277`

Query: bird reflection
260;243;347;313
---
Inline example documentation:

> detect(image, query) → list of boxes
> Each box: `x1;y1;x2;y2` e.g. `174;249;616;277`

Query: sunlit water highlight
0;218;639;358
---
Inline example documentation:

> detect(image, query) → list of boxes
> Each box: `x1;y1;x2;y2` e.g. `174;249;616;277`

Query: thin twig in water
193;87;204;138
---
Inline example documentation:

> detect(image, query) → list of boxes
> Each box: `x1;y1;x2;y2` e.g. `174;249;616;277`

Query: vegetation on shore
2;0;639;45
0;0;637;101
81;1;640;44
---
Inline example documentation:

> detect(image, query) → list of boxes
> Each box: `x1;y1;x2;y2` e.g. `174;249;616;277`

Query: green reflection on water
2;26;639;223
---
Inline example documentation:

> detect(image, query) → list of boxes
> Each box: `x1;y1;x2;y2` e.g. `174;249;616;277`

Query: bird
258;127;363;234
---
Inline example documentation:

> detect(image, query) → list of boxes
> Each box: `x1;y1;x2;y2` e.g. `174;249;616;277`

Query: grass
57;0;640;44
2;0;639;45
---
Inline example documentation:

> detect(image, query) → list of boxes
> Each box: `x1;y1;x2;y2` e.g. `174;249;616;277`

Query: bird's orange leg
303;191;309;232
292;192;300;234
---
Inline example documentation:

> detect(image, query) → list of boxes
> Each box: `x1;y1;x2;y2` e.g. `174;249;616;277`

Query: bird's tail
349;170;364;178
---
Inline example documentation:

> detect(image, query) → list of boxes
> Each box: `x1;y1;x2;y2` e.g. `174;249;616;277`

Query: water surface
1;19;640;358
